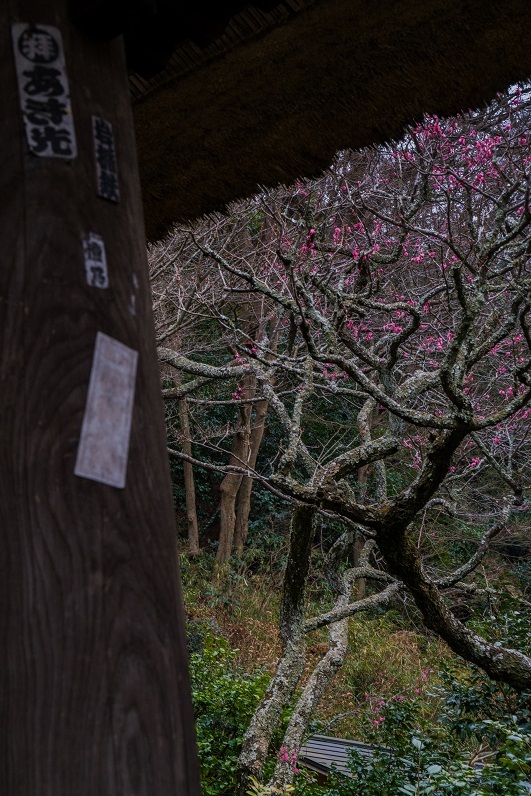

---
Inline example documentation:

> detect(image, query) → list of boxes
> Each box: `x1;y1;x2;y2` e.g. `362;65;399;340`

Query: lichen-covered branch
236;505;315;796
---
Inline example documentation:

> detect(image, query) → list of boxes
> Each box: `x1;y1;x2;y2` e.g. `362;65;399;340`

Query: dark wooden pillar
0;2;200;794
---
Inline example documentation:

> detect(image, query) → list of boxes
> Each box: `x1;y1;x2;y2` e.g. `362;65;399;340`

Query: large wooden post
0;2;200;794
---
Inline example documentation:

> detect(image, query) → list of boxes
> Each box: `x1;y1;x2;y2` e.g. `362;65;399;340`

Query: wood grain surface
0;2;200;794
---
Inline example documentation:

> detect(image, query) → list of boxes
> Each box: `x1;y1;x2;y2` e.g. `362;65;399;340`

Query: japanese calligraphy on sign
83;233;109;288
74;333;138;489
92;116;120;202
11;24;77;159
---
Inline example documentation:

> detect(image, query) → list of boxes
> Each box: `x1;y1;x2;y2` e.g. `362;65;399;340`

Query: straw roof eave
127;0;531;242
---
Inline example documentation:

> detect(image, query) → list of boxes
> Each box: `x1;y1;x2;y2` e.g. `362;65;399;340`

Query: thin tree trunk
270;533;352;791
235;506;315;795
216;376;253;565
234;396;269;552
216;292;259;567
178;398;199;554
355;460;369;599
352;533;366;600
354;398;386;599
270;617;349;790
270;539;380;791
234;324;277;553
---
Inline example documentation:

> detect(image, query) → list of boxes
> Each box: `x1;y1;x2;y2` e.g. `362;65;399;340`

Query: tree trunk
234;323;277;553
379;524;531;690
352;533;367;600
364;427;531;690
234;396;269;552
355;462;369;600
236;505;315;795
0;4;199;794
270;539;394;791
216;392;252;565
270;617;349;791
178;398;200;554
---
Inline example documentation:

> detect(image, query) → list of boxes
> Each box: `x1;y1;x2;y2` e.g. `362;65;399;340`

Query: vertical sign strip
75;333;138;489
11;23;77;159
92;116;120;202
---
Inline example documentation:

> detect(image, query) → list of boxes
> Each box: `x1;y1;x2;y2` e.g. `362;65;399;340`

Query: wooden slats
299;734;374;777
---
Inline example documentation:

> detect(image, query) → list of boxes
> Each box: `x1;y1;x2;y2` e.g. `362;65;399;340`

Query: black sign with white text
12;24;77;159
92;116;120;203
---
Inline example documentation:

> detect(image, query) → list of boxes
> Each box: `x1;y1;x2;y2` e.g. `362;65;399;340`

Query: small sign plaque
11;23;77;159
82;232;109;288
74;333;138;489
92;116;120;202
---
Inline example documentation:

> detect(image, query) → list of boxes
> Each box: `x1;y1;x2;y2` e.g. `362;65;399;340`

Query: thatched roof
122;0;531;241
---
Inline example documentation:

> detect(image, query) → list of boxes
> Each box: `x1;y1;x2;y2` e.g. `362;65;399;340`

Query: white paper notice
74;333;138;488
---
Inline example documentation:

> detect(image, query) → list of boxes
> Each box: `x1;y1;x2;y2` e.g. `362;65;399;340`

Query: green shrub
320;674;531;796
189;628;270;796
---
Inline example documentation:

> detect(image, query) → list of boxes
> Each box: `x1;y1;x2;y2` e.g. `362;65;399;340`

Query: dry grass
181;555;457;742
314;619;452;738
181;557;282;671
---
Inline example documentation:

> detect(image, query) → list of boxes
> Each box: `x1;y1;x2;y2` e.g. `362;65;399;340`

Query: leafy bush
514;560;531;596
320;674;531;796
437;666;531;742
189;628;271;796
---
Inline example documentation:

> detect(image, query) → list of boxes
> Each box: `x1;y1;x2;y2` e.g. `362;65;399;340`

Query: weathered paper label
74;333;138;488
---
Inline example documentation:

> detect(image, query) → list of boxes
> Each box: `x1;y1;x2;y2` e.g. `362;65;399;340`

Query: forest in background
149;84;531;796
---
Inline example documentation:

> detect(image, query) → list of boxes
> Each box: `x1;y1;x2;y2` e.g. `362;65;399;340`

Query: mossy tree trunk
235;505;315;795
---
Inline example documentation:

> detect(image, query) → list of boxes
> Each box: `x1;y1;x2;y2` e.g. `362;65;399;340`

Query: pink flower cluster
277;747;300;774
